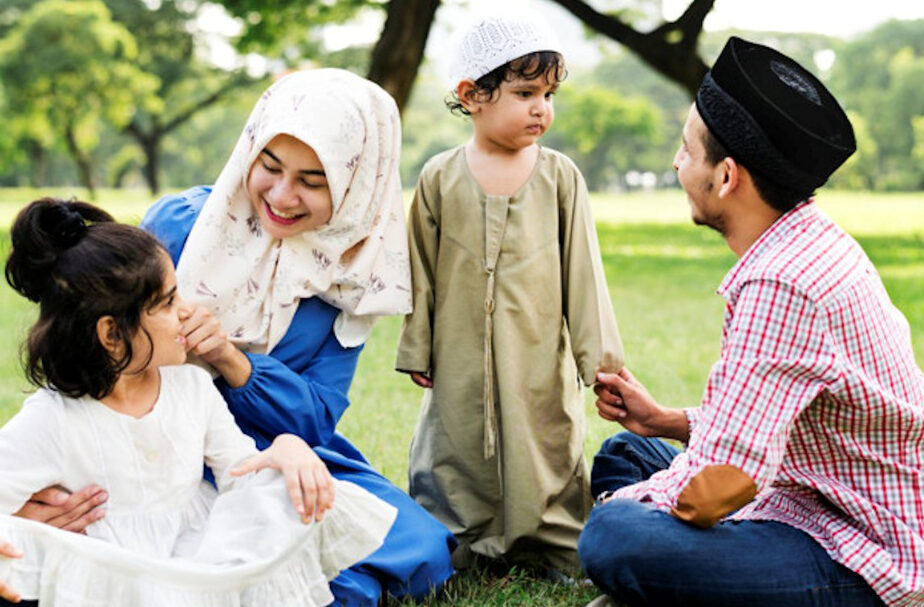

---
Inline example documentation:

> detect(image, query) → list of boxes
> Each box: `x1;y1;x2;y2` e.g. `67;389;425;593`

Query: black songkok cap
695;36;856;191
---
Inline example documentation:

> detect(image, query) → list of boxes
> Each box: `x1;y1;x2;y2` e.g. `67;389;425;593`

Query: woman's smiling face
246;134;334;239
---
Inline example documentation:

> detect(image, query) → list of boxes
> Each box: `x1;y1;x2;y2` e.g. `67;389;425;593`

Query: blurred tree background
0;0;922;195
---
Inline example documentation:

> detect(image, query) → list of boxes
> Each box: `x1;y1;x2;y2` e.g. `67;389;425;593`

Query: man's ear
96;316;120;354
717;156;740;198
456;79;480;114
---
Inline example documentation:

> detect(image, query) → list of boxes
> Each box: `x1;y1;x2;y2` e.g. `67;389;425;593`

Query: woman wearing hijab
140;68;455;606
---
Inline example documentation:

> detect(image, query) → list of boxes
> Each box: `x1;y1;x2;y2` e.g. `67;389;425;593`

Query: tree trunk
25;139;46;187
64;124;96;198
139;134;160;195
367;0;441;113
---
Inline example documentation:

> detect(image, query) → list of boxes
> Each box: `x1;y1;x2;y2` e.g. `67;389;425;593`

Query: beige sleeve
395;173;439;374
560;162;624;384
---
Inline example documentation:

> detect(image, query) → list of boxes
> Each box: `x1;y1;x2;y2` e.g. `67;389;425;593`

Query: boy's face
467;73;558;152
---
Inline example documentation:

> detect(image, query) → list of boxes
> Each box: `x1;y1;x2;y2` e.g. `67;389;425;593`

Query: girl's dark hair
5;198;168;399
446;51;567;116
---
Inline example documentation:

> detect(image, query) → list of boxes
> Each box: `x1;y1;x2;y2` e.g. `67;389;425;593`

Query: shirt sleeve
395;171;439;375
215;335;362;451
614;280;837;526
0;395;65;513
194;370;259;492
559;159;624;382
140;186;210;267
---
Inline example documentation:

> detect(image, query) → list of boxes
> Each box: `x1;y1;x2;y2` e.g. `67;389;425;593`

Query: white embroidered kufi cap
448;13;562;85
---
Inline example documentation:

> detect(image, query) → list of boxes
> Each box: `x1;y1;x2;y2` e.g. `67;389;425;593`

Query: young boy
396;14;623;573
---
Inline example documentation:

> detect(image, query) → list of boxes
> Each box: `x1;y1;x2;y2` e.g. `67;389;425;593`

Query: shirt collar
717;199;817;299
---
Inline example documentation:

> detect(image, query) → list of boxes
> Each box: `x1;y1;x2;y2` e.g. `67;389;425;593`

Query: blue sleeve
214;300;363;452
140;186;212;266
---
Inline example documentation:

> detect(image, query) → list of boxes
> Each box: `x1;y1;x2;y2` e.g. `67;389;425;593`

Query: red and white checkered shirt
613;201;924;606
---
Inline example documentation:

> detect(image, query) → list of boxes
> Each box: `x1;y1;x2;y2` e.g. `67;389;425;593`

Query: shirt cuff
214;350;259;394
683;408;700;441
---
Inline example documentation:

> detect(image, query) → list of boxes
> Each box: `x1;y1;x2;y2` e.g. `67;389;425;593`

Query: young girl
0;198;396;606
396;14;624;572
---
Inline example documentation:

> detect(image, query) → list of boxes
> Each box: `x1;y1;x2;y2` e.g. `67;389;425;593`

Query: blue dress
142;187;454;606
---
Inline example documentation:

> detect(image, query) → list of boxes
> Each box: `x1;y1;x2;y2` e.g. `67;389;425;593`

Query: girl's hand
0;540;23;603
181;302;252;388
409;372;433;389
14;484;107;533
230;434;335;523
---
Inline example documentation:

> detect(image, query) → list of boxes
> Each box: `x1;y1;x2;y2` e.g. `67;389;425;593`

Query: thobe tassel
481;195;508;461
483;268;497;460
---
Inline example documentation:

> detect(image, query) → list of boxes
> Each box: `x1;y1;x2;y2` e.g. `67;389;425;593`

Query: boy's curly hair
446;51;567;116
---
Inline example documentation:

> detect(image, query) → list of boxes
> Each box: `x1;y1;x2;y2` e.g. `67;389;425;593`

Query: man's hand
594;368;690;442
13;485;107;533
0;540;23;603
409;372;433;389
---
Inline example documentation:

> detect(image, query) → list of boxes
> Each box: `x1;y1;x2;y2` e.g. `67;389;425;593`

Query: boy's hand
409;372;433;388
230;434;335;523
0;540;23;603
14;484;107;533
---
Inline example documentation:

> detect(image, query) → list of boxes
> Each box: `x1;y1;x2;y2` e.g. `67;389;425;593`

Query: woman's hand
181;302;252;388
594;368;690;442
13;484;107;533
230;434;335;523
0;540;23;603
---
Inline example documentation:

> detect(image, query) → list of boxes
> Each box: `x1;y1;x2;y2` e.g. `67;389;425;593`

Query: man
578;36;924;607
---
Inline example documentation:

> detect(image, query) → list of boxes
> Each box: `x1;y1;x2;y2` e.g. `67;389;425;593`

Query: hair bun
5;198;113;302
47;205;88;248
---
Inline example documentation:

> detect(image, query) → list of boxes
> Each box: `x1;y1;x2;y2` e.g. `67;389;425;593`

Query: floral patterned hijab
176;69;411;351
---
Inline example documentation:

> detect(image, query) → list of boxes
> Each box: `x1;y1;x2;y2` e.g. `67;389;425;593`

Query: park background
0;1;922;605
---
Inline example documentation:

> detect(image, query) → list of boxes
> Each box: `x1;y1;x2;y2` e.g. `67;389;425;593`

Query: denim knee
579;500;654;578
597;431;642;457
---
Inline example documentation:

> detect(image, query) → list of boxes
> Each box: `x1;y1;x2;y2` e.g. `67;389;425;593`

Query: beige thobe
396;146;623;569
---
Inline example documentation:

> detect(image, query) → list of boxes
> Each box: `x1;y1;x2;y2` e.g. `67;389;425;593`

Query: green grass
1;187;922;606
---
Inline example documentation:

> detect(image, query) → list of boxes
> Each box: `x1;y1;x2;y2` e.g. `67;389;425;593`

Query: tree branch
367;0;441;112
161;71;254;135
547;0;713;95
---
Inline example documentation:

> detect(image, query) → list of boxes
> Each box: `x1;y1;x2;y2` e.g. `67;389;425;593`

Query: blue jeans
578;433;884;607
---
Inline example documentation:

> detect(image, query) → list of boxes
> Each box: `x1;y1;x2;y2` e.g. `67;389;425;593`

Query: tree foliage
0;0;159;194
830;19;924;190
545;87;661;190
0;3;921;193
105;0;258;194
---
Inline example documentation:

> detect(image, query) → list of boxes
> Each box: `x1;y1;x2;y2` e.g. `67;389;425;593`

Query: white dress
0;365;397;606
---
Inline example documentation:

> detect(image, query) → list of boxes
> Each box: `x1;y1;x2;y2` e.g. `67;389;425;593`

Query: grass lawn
0;187;922;605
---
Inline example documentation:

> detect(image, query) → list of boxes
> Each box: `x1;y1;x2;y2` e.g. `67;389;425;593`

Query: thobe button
144;450;161;463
